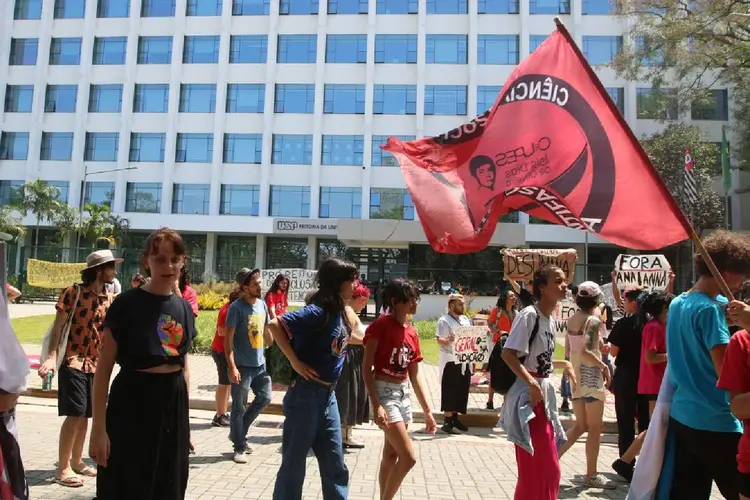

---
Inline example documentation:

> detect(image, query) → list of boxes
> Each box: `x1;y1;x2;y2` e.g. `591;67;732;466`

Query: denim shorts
374;380;412;425
573;396;600;403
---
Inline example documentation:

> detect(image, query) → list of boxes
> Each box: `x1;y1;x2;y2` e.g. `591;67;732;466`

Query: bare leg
57;416;84;479
558;399;587;457
380;423;417;500
584;400;605;477
70;418;90;471
216;384;230;415
620;400;656;463
378;434;397;496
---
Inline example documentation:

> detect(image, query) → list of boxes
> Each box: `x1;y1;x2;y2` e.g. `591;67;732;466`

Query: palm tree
16;180;63;257
105;213;131;247
77;203;131;253
0;206;26;240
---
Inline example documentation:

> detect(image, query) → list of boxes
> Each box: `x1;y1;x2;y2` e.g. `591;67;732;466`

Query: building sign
273;218;338;236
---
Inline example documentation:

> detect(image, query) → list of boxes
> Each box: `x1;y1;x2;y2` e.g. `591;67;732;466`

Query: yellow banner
26;259;86;289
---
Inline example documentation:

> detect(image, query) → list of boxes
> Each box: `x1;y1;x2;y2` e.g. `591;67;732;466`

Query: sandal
54;476;84;488
72;465;97;477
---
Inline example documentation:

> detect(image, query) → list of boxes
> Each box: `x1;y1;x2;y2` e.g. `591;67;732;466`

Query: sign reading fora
614;254;672;291
273;218;338;236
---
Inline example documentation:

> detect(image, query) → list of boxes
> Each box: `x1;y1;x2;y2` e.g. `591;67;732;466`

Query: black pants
613;387;651;457
440;362;471;414
669;417;741;500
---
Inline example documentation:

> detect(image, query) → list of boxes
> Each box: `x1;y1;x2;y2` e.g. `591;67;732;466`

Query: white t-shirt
503;305;556;377
436;314;471;355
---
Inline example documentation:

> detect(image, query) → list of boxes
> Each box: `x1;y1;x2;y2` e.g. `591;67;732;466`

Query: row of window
0;179;414;219
14;0;612;20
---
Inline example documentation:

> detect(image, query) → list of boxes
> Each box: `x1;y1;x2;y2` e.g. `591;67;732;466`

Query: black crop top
103;288;196;370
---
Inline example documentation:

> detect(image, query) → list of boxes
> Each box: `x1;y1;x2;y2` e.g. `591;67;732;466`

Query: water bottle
42;371;53;391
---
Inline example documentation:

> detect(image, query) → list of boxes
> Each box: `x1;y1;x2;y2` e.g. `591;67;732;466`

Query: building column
204;232;217;277
307;236;317;269
255;234;266;270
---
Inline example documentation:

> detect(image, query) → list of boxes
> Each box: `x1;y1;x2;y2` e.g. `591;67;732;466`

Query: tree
78;203;131;250
16;179;63;256
613;0;750;170
51;204;80;245
0;206;26;240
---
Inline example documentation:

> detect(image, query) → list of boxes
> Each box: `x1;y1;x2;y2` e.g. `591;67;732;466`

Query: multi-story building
1;0;746;294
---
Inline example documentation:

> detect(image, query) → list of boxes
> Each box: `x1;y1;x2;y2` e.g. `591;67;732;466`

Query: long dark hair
268;274;289;296
178;266;191;293
309;257;358;317
637;290;674;329
496;289;516;316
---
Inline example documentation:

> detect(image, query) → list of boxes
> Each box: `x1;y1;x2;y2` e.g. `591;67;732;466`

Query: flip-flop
54;476;84;488
72;465;97;477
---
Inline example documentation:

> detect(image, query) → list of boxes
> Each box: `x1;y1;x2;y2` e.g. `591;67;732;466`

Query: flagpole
553;17;735;301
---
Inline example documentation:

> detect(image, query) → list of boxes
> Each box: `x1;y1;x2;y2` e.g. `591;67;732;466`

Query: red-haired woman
335;281;370;448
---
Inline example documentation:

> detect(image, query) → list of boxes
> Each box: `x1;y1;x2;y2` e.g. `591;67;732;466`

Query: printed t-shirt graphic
248;313;265;349
157;314;185;356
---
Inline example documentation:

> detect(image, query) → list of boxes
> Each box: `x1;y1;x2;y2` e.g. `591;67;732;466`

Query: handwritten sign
452;326;490;367
502;248;577;283
261;269;317;303
554;299;579;336
614;254;671;291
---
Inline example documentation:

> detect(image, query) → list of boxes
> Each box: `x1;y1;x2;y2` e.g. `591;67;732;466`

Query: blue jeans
273;378;349;500
230;365;272;452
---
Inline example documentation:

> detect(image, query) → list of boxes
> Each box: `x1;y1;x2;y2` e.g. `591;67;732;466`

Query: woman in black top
89;228;196;500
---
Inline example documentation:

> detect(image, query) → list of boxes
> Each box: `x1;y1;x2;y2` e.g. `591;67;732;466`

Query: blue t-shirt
667;291;740;433
226;298;269;368
278;303;349;384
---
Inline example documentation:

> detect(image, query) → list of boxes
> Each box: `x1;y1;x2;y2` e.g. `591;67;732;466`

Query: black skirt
440;362;472;414
96;370;189;500
335;345;370;426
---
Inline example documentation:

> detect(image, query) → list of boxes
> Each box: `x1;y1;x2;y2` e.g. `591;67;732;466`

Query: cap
576;281;602;298
83;250;123;270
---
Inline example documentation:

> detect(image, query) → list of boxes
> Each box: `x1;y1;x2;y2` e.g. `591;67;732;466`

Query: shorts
739;471;750;497
211;350;230;386
573;396;600;404
374;379;412;425
641;393;658;402
58;364;93;418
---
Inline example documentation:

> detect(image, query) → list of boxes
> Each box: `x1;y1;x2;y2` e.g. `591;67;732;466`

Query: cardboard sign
614;254;671;291
502;248;578;283
452;326;490;365
261;269;317;303
554;299;579;336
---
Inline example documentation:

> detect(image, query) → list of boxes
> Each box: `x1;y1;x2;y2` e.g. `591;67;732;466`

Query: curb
24;388;619;433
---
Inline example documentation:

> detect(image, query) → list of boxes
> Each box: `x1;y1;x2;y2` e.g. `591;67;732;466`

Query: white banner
451;325;491;365
261;269;317;303
554;299;579;336
614;254;671;291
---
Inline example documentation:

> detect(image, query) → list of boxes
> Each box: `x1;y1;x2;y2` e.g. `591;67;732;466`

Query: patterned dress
567;313;606;402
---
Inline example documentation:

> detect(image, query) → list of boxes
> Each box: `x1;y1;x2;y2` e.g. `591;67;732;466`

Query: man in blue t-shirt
665;231;750;499
225;268;273;463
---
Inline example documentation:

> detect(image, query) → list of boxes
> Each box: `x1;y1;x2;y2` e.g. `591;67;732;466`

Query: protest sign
502;248;577;283
452;326;490;366
261;269;317;302
554;299;579;336
614;254;671;291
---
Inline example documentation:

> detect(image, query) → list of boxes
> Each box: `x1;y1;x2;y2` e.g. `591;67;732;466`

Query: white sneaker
233;451;248;464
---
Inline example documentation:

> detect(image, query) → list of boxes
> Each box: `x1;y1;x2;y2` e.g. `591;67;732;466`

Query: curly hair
178;265;191;293
382;278;420;309
495;289;516;315
637;290;674;328
352;281;371;299
268;274;289;296
695;230;750;277
532;266;563;300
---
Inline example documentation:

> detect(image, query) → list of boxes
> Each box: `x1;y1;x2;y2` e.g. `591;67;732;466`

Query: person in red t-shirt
363;278;437;500
486;289;517;410
265;274;289;320
210;285;242;427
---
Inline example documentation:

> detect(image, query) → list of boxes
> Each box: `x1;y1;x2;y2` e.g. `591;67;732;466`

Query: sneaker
452;418;469;432
486;401;495;411
233;451;248;464
213;413;231;427
441;422;460;434
583;473;617;489
611;459;634;483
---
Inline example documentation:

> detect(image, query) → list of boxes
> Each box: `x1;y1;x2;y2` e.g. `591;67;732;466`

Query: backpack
489;308;540;395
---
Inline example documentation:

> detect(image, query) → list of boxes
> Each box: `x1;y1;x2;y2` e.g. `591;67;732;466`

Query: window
321;135;364;166
320;187;362;218
40;132;74;161
582;0;614;14
47;181;70;203
49;38;82;65
230;35;268;63
326;35;367;63
373;85;416;114
370;188;414;220
98;0;131;17
54;0;85;18
274;84;315;113
14;0;42;19
478;0;518;13
478;35;519;64
328;0;367;14
45;85;78;112
376;0;417;13
0;133;29;160
371;135;415;166
582;35;622;65
272;135;313;165
176;133;214;162
426;0;467;14
84;132;119;162
126;183;162;212
529;0;569;14
530;34;548;52
375;35;417;63
226;83;265;112
89;84;123;112
324;84;365;114
266;237;308;268
129;133;166;161
84;181;115;207
691;90;729;121
142;0;176;16
4;85;34;113
187;0;222;15
216;236;257;280
223;134;262;163
93;37;128;65
635;36;670;66
277;35;317;63
425;85;467;115
233;0;269;14
269;186;311;217
138;36;173;64
9;39;39;66
220;185;260;215
426;35;467;64
477;85;502;114
183;35;220;63
605;87;624;114
172;184;210;214
279;0;318;14
133;84;169;112
0;180;25;205
636;88;678;120
179;84;217;112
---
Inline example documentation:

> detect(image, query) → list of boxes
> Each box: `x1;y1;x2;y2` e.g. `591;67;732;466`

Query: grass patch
11;315;54;344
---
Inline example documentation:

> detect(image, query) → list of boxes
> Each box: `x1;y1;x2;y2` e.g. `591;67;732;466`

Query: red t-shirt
211;302;231;353
638;319;667;395
265;291;288;318
363;314;423;381
717;329;750;474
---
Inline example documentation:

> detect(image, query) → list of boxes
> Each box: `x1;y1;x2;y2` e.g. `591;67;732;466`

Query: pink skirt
514;403;561;500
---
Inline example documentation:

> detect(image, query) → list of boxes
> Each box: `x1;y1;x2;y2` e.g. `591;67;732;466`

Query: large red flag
383;23;691;253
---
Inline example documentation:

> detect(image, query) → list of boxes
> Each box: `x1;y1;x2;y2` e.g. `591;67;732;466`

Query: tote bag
39;286;80;372
0;293;28;394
